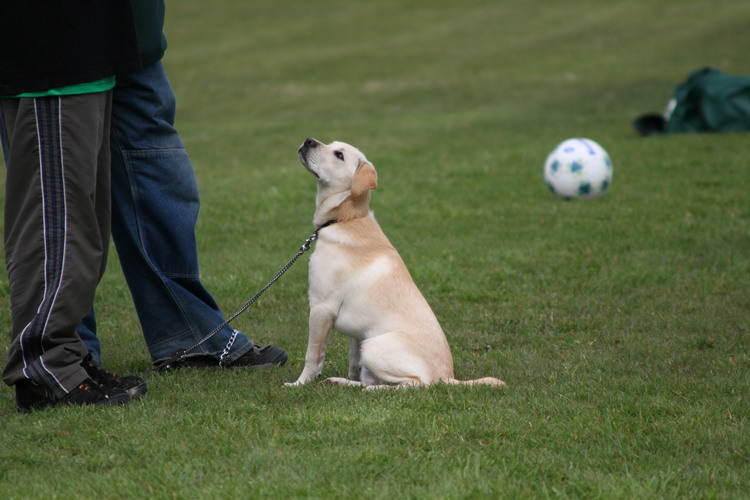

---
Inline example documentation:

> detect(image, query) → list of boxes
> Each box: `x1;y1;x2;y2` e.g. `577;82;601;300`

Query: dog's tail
445;377;506;387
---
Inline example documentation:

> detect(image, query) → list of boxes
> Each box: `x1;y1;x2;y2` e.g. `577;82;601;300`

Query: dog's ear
351;160;378;198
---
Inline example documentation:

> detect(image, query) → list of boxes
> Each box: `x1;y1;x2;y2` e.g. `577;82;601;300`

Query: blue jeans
75;62;254;365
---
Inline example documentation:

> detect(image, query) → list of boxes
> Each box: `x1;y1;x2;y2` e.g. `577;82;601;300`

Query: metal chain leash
218;329;239;367
153;223;333;373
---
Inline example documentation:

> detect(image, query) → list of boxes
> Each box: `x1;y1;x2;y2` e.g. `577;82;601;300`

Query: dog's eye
334;151;344;161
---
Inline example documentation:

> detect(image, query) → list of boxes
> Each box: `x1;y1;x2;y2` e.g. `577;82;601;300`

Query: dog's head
298;138;377;225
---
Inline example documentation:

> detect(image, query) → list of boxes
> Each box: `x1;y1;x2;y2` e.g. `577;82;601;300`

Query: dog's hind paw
322;377;364;387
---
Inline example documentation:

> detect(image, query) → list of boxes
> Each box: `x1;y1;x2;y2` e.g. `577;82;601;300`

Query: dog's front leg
285;305;335;386
347;337;362;381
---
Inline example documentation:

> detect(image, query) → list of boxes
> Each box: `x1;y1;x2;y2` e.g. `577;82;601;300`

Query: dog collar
317;219;337;231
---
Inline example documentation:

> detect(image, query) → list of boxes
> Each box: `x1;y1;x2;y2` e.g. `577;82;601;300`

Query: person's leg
104;61;259;364
3;108;102;368
1;94;127;408
2;136;102;367
76;309;102;365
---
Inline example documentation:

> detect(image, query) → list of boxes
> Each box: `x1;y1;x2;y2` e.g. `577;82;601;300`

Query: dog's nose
304;138;319;149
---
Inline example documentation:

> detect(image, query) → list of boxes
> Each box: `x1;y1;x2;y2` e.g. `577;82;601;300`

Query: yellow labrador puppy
286;138;505;389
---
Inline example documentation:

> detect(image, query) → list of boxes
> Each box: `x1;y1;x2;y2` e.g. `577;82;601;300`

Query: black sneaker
81;354;147;398
160;344;288;369
231;345;288;367
16;378;130;413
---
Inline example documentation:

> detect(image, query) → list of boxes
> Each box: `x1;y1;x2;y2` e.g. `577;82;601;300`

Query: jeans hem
149;329;254;364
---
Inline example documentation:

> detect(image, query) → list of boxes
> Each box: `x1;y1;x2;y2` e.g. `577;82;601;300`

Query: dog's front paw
284;376;315;387
284;367;324;387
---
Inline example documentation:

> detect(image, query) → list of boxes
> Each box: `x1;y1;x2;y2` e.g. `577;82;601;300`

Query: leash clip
300;232;318;252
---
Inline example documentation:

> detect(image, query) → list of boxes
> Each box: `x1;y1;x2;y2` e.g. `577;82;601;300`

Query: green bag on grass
634;67;750;135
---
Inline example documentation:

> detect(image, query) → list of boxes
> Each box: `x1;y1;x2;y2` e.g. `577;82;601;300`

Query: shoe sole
160;359;286;369
17;392;131;413
231;361;286;368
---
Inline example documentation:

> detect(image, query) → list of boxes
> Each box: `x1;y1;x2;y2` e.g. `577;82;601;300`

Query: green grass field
1;0;749;498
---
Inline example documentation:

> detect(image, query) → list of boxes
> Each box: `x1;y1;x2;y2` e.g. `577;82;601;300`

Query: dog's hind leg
323;377;364;387
323;364;384;387
360;333;433;386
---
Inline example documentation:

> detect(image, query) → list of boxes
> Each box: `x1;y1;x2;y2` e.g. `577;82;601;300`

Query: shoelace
85;362;120;380
78;380;108;391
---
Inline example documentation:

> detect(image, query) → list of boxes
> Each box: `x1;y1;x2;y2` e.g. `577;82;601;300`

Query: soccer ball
544;138;613;199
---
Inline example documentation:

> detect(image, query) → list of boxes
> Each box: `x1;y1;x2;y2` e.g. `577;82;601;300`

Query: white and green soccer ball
544;138;613;199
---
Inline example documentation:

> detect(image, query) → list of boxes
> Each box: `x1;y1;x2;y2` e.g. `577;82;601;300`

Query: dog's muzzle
298;137;321;178
298;137;320;159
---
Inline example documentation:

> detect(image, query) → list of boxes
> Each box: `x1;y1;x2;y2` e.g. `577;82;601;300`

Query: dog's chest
308;239;393;302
